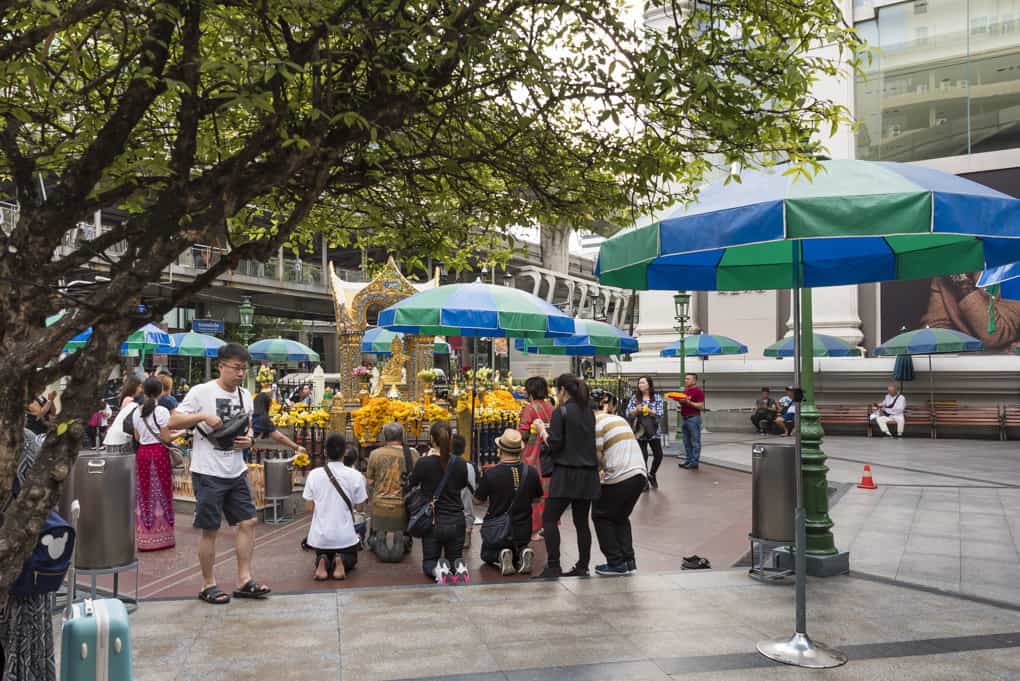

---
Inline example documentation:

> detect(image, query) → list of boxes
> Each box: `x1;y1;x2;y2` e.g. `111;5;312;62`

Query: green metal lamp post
238;296;255;346
673;291;691;380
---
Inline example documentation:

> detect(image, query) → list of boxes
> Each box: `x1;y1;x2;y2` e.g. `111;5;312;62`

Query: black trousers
421;517;466;577
543;497;592;570
312;546;358;572
637;438;663;477
480;531;529;565
592;475;646;566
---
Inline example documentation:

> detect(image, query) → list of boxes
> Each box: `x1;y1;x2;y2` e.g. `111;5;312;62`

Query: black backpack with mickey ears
10;508;75;597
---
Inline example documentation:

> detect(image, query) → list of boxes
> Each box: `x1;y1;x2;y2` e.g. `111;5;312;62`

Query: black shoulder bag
406;459;455;538
480;461;529;546
539;406;566;477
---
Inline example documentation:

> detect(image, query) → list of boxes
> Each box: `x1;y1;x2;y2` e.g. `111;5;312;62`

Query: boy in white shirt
303;433;368;580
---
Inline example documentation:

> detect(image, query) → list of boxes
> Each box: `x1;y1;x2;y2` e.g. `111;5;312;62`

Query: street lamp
673;291;691;381
238;296;255;346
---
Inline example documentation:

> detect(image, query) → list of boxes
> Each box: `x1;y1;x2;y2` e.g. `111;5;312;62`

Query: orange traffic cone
857;464;878;490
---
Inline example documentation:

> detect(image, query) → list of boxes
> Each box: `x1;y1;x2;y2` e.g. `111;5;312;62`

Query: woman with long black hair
625;376;665;489
533;374;600;578
409;421;469;584
132;377;177;551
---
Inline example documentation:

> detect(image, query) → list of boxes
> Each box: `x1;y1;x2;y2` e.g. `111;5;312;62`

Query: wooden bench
817;404;869;436
1003;405;1020;440
931;402;1003;440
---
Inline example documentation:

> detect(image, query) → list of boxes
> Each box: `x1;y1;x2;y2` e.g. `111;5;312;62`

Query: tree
0;0;857;595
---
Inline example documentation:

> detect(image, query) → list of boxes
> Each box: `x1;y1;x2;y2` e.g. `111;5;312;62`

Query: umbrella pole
469;340;478;465
929;354;934;438
757;270;846;668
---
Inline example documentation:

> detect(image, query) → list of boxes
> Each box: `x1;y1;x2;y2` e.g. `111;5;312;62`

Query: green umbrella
874;328;984;415
157;332;225;358
514;319;638;356
249;338;320;362
362;327;453;355
763;334;862;358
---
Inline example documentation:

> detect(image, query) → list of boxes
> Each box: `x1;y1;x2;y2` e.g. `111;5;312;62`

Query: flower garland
351;397;452;444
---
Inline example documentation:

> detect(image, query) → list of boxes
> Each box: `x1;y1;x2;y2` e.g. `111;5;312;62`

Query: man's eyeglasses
219;363;247;373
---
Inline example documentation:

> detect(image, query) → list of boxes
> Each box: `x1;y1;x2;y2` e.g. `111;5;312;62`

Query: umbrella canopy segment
979;261;1020;300
873;328;984;356
157;332;225;358
361;327;454;355
120;323;173;354
377;280;575;339
597;160;1020;291
249;337;320;362
764;334;862;358
515;319;638;356
892;354;916;382
660;334;748;357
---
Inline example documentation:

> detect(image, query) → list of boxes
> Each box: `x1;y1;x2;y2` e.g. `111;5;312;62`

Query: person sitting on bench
870;384;905;437
751;387;779;434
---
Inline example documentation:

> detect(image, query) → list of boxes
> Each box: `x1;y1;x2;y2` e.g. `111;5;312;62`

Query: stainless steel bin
751;443;795;542
60;450;137;569
264;458;293;499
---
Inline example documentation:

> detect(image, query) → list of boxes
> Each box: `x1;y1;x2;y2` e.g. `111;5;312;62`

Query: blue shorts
192;471;256;529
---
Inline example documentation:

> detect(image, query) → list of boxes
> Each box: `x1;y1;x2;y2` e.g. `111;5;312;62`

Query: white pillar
785;285;864;348
632;290;700;358
311;365;325;404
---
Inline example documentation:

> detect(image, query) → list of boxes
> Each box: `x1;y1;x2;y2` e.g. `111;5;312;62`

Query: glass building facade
855;0;1020;162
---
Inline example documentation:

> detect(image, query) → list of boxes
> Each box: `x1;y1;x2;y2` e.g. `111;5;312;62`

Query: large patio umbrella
874;328;984;414
514;319;638;356
763;334;862;358
361;327;453;356
248;337;320;363
379;280;574;460
597;159;1020;669
118;323;174;367
660;333;747;358
979;261;1020;299
157;331;225;358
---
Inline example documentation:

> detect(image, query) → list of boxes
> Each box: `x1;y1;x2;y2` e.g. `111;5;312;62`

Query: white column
785;285;864;348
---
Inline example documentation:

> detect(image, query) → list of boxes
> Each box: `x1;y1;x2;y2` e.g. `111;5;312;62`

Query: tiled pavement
121;568;1020;681
688;432;1020;606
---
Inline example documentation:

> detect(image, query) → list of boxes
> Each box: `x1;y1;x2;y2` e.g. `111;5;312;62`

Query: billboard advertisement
881;274;1020;354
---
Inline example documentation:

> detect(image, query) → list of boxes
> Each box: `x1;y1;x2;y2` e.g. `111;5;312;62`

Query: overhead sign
192;319;224;335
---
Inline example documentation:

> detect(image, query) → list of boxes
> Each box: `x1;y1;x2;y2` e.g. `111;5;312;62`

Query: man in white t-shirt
303;433;367;580
870;383;906;437
169;343;268;605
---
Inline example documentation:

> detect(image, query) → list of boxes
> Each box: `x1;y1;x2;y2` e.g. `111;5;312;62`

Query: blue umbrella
157;332;225;358
249;337;320;362
513;319;638;356
764;334;862;358
875;328;984;414
361;327;452;356
660;334;747;357
978;262;1020;300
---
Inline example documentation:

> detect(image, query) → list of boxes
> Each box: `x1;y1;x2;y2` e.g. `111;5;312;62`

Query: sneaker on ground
434;558;452;585
562;565;590;578
499;548;515;576
453;558;470;584
595;563;629;576
517;547;535;575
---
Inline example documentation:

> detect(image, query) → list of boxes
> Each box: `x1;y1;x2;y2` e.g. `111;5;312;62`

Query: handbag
538;406;566;478
479;460;528;546
405;459;455;538
323;463;366;551
141;412;185;467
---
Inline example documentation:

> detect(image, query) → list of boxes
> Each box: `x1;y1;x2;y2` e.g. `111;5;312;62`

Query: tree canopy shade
0;0;858;595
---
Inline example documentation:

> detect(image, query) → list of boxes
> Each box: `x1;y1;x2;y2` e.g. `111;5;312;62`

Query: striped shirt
595;413;648;485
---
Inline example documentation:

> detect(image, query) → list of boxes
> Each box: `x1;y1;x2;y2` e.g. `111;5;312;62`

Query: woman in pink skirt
132;377;176;551
518;376;554;540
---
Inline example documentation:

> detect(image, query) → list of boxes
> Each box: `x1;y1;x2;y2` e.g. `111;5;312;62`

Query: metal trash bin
60;450;137;569
749;443;796;580
264;458;294;499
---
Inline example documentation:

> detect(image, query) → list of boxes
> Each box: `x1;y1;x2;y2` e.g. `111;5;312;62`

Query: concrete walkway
123;569;1020;681
680;431;1020;606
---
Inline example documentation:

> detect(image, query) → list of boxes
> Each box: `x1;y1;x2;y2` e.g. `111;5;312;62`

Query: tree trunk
540;223;571;274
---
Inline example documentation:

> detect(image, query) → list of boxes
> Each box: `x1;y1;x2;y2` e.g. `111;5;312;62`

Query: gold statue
381;336;407;397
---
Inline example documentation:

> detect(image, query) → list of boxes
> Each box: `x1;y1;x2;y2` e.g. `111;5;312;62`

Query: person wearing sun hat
474;429;544;576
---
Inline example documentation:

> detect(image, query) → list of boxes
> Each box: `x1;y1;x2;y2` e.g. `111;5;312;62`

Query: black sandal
198;585;231;604
233;579;272;599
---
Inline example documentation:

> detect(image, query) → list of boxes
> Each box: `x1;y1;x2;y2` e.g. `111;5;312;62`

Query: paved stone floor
689;431;1020;606
120;568;1020;681
111;459;751;599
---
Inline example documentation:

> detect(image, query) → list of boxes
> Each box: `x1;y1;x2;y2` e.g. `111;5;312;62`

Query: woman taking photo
518;376;554;541
132;377;178;551
625;376;664;489
533;374;600;578
409;422;469;585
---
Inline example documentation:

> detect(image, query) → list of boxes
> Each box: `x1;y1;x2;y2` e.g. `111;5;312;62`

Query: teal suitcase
59;500;134;681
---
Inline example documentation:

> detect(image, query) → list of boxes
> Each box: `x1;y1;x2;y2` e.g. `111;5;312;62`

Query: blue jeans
682;415;702;465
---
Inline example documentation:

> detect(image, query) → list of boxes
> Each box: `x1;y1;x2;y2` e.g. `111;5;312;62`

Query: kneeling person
475;430;543;576
303;433;368;580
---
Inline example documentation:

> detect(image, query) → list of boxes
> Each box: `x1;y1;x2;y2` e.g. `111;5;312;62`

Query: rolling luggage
59;500;134;681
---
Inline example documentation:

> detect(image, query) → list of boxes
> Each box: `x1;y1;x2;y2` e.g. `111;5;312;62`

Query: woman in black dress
533;374;600;578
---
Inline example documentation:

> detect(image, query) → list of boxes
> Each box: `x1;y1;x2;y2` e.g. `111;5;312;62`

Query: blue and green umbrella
660;334;747;357
361;327;453;356
875;328;984;411
249;338;320;363
514;319;638;356
377;280;575;339
597;160;1020;291
764;334;862;358
157;332;225;358
979;262;1020;300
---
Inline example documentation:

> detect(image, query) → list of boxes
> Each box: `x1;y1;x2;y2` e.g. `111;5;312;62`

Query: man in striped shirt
591;391;648;576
